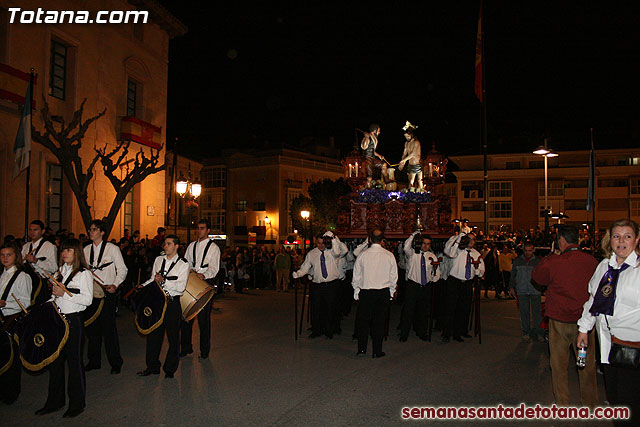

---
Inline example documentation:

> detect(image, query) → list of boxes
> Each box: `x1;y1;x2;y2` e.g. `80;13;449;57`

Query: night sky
160;2;640;160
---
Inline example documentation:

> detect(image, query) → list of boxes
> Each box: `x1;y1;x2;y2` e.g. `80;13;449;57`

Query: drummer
0;241;32;404
21;220;57;304
180;219;220;360
83;219;128;374
35;238;92;418
137;234;189;379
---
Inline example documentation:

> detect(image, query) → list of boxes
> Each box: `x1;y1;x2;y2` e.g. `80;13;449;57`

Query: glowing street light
533;138;559;243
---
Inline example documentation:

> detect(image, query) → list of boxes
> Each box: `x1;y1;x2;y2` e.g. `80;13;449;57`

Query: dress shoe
63;408;84;418
453;336;464;342
308;332;321;339
441;336;450;343
136;369;160;376
372;352;386;359
198;354;209;360
84;364;100;372
179;349;193;357
110;366;121;375
165;372;174;379
420;335;431;342
462;334;472;338
35;406;64;415
399;336;408;342
356;350;367;356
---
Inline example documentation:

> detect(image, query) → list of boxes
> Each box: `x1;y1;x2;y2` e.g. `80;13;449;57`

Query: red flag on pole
474;4;483;103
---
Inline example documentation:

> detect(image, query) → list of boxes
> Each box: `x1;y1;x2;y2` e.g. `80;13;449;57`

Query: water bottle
576;346;587;368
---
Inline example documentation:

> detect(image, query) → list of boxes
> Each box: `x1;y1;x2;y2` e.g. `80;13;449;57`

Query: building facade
200;148;344;248
450;148;640;233
0;0;185;239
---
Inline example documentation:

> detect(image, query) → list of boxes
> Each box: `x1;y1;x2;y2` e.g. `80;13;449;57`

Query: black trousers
604;363;640;426
399;280;433;339
355;288;390;354
443;277;473;338
44;313;85;411
0;334;21;402
146;298;181;374
311;280;339;336
180;298;212;357
86;292;123;369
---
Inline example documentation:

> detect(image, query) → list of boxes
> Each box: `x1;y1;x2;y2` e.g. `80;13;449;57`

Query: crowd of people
1;217;639;424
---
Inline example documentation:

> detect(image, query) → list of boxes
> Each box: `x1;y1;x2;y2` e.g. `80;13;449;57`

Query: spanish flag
474;4;483;103
0;63;36;106
120;116;162;150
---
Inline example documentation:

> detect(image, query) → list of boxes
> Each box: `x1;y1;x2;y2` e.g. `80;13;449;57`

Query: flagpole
23;70;35;242
479;2;488;236
590;128;596;242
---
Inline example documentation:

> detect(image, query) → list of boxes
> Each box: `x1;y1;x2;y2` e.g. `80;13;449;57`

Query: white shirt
292;237;347;282
22;238;58;275
403;232;441;284
444;233;485;280
0;266;32;316
143;254;190;297
83;241;128;288
353;239;369;258
352;243;398;300
185;238;220;280
50;264;93;314
578;251;640;364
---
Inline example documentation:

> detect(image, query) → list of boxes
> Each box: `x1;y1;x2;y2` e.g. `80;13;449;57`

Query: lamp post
300;210;310;250
533;139;558;244
264;215;273;241
176;165;201;245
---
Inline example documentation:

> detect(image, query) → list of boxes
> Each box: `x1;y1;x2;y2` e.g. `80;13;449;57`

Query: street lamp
264;215;273;241
175;165;201;245
300;210;311;250
533;138;559;243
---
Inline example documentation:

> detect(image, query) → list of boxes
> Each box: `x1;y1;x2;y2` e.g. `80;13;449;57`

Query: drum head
14;302;69;371
132;283;167;335
0;332;13;376
181;287;215;322
82;298;104;327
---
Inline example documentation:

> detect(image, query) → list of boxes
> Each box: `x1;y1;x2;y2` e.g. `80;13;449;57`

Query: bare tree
32;97;165;237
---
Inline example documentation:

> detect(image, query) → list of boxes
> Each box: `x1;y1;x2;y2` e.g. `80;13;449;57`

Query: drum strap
29;239;47;261
160;258;179;280
193;239;215;269
0;269;22;320
90;241;108;269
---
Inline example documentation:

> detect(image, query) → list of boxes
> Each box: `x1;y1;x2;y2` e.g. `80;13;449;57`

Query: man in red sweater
532;225;599;408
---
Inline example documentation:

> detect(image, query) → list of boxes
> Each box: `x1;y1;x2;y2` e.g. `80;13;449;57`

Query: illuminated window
489;181;511;198
488;201;511;219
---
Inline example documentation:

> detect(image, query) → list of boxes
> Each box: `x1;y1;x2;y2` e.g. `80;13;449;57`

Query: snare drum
181;273;215;322
93;280;105;298
131;282;167;335
13;301;69;371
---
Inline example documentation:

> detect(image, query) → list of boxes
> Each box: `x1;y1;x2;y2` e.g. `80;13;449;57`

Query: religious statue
398;121;423;192
360;123;388;189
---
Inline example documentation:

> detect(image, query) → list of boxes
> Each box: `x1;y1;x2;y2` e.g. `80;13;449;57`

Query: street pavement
4;289;615;426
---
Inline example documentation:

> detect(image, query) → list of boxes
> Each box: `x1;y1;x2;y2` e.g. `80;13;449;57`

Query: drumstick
36;267;74;297
11;293;28;314
89;270;107;288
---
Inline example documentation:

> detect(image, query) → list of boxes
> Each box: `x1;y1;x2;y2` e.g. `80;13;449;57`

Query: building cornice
128;0;188;38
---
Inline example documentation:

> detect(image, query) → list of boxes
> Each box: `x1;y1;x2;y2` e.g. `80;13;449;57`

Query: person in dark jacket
509;242;543;342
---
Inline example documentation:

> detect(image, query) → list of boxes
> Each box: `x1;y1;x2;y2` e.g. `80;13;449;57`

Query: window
124;189;133;233
488;201;511;219
489;181;511;198
597;199;627;212
49;39;67;99
461;181;483;199
539;181;563;197
630;178;640;195
253;202;266;211
598;179;627;188
201;167;226;188
461;202;483;212
528;160;543;169
127;80;137;117
235;200;247;211
629;157;639;166
631;200;640;217
46;164;63;232
505;161;520;170
203;211;226;232
564;179;588;188
565;199;587;210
